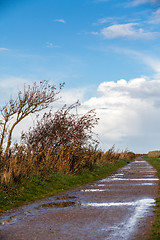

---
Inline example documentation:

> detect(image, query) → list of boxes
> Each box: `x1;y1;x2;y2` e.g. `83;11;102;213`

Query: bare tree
0;98;18;154
0;80;64;157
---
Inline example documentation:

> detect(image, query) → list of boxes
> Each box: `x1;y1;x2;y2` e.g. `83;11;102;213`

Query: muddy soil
0;157;159;240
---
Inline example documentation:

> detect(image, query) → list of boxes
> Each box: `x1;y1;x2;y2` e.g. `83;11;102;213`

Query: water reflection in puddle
100;178;159;182
0;215;18;226
137;182;155;186
35;201;80;209
0;195;80;228
81;189;105;192
97;184;106;187
82;198;155;208
134;160;147;163
102;198;155;240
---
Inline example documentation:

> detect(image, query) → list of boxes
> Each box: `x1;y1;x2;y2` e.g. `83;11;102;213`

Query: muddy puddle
0;195;80;228
35;200;80;209
0;157;159;240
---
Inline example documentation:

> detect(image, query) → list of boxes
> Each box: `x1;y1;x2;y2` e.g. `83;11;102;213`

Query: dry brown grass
119;151;135;160
148;151;160;158
0;145;135;185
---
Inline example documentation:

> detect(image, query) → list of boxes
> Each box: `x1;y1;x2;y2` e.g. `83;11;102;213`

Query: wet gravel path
0;157;159;240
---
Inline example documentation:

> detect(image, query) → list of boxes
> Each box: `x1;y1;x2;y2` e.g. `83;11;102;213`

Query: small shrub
148;151;160;158
119;151;135;160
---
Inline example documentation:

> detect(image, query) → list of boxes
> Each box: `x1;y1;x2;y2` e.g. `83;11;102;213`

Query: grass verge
0;159;130;212
143;156;160;240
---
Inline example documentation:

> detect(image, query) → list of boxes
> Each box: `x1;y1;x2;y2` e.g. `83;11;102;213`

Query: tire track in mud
0;157;159;240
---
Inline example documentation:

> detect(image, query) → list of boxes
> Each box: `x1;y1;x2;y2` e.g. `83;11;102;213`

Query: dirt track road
0;157;159;240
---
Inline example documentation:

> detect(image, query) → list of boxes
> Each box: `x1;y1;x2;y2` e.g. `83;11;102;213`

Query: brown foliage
148;151;160;158
24;101;99;154
0;101;101;183
0;144;134;184
119;151;135;160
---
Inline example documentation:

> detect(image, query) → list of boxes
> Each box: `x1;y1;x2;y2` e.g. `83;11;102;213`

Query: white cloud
46;42;54;48
0;76;31;92
82;76;160;152
90;31;99;35
140;54;160;73
46;42;59;48
98;17;113;24
149;8;160;24
2;76;160;153
130;0;157;6
113;47;160;75
97;17;121;25
58;88;86;105
54;19;66;24
0;48;8;51
0;76;33;106
101;23;154;39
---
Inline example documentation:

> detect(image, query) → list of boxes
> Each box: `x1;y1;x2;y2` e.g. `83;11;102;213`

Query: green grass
143;156;160;240
0;159;130;211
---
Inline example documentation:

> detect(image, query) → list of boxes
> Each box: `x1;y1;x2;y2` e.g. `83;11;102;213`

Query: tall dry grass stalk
0;146;135;184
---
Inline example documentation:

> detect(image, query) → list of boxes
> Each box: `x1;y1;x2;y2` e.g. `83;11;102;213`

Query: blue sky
1;0;160;153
